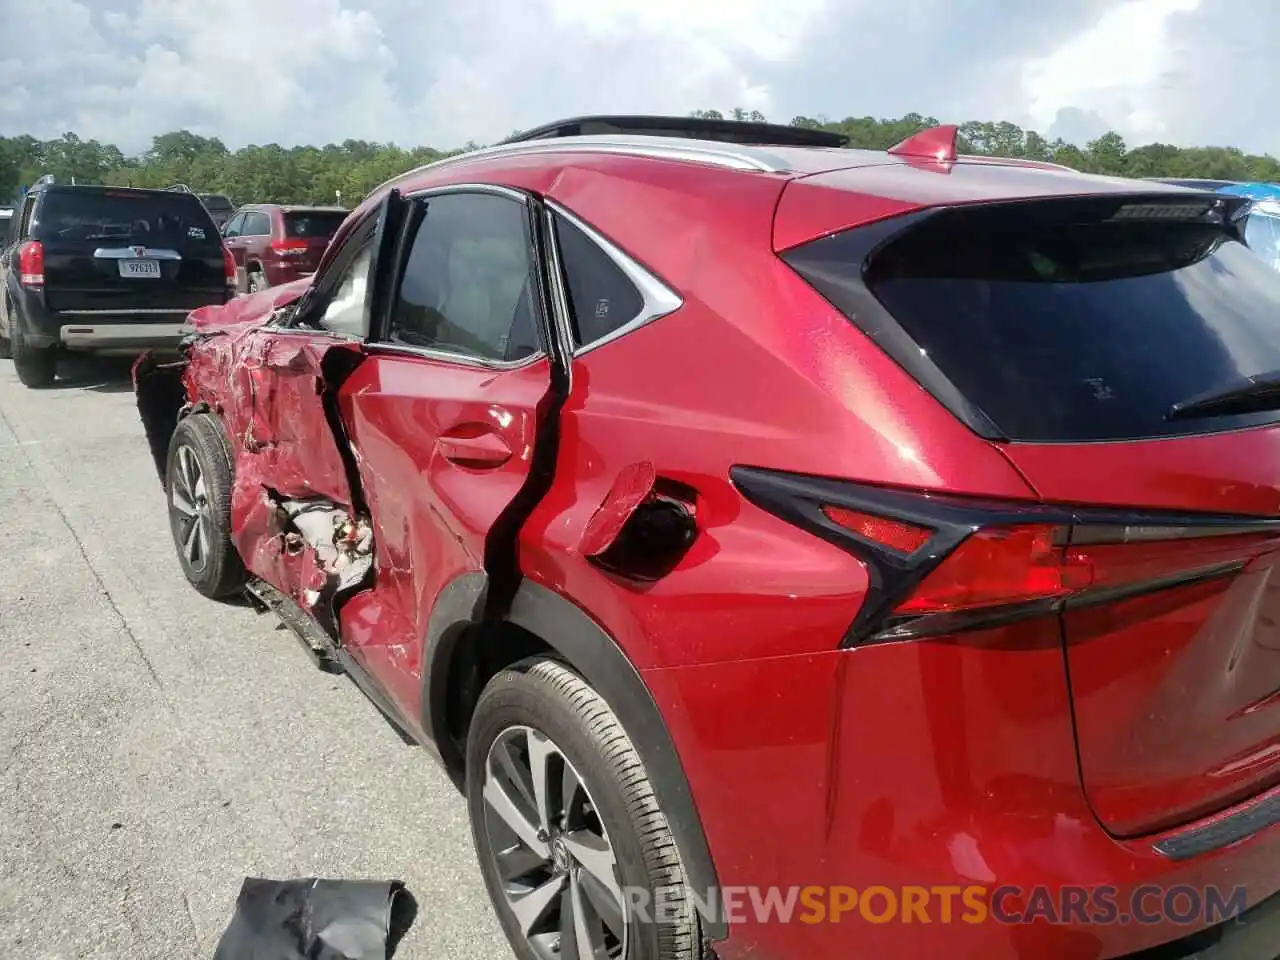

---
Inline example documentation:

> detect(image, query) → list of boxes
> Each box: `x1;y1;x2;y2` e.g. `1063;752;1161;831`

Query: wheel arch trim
422;573;727;941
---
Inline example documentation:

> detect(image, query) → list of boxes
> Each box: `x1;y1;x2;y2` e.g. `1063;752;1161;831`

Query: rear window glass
200;194;233;213
32;189;218;249
284;211;347;239
786;198;1280;442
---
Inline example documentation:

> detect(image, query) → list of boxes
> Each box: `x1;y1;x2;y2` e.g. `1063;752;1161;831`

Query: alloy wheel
169;444;211;573
481;725;628;959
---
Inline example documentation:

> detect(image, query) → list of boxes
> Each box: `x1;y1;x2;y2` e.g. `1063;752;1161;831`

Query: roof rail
31;173;56;189
501;115;848;149
165;183;195;193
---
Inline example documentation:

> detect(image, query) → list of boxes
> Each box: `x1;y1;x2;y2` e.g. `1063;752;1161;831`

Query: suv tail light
733;466;1280;646
270;239;308;256
222;244;236;288
18;241;44;287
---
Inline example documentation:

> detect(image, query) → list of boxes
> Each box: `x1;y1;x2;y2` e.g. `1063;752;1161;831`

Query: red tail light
18;241;44;287
824;506;932;555
896;525;1085;613
222;245;236;288
270;239;308;256
899;525;1279;617
731;466;1280;646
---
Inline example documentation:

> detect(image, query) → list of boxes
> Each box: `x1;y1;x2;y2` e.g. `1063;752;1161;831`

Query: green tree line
4;109;1279;208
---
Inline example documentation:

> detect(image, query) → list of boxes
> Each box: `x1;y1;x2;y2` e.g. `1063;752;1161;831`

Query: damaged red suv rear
134;116;1280;960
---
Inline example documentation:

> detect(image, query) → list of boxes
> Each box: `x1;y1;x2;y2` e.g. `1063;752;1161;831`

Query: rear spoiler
501;114;849;149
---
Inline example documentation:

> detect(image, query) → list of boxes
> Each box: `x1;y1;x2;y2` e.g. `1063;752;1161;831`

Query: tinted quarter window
284;211;347;238
553;214;644;346
32;189;219;250
389;192;541;362
201;195;233;214
786;198;1280;442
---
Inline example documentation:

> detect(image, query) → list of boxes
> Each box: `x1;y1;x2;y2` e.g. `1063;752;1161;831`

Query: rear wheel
0;297;12;360
165;413;246;599
466;658;699;960
11;323;55;388
247;268;268;293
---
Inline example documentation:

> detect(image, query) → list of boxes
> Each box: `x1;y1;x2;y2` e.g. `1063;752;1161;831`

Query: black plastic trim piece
502;114;848;148
1152;789;1280;861
336;648;418;746
779;207;1008;441
731;465;1280;647
421;572;489;775
874;597;1062;643
480;195;572;622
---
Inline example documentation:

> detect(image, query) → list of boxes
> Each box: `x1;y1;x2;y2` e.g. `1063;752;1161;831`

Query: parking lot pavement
0;358;510;959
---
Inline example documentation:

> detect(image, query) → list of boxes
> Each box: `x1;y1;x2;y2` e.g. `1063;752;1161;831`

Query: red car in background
220;203;347;294
134;116;1280;960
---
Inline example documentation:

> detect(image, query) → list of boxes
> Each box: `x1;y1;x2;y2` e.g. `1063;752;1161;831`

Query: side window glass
389;192;541;362
246;212;270;236
553;214;644;346
19;197;36;239
222;213;244;238
319;243;373;338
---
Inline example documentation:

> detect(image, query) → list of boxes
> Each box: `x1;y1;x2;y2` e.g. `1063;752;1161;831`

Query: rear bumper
643;637;1280;960
9;284;208;351
263;261;317;286
58;320;188;351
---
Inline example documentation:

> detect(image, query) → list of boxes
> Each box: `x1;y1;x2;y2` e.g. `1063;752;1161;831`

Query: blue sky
0;0;1273;156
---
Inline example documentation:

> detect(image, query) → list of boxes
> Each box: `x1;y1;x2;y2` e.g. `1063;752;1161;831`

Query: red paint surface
173;141;1280;958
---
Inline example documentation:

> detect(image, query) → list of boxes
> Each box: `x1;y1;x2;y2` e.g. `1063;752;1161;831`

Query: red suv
134;116;1280;960
220;203;348;293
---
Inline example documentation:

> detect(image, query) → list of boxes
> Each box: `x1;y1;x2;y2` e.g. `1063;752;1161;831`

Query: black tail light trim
730;465;1280;648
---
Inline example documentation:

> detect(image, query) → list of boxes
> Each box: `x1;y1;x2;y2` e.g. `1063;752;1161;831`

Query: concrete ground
0;356;510;959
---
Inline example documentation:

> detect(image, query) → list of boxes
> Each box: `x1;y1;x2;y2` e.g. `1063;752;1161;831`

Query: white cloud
1023;0;1202;145
0;0;1277;157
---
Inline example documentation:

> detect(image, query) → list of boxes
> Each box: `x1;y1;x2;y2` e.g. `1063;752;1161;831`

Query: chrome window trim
93;246;182;260
543;199;683;356
406;135;788;179
374;183;548;370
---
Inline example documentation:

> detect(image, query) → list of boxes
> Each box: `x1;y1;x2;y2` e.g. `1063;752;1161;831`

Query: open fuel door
230;190;411;632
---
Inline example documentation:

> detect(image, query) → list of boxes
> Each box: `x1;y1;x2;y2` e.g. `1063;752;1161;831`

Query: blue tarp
1217;181;1280;202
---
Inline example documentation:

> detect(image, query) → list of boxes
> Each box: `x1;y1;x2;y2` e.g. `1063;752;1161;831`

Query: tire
466;658;700;960
164;413;247;599
247;268;268;293
0;299;12;360
11;322;55;387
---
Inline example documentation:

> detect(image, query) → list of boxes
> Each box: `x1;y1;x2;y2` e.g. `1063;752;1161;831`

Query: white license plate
119;259;161;278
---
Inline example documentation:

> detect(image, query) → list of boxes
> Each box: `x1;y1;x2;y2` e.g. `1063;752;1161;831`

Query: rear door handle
437;429;512;467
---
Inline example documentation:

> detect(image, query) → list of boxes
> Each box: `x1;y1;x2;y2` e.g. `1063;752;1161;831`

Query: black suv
0;180;235;387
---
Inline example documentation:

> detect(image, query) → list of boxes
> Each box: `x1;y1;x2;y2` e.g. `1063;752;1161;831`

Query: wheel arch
423;573;727;942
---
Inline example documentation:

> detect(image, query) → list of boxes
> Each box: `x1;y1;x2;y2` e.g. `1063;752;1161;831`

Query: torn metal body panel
236;491;374;633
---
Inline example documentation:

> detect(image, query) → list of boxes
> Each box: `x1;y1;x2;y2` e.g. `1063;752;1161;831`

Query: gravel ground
0;356;510;959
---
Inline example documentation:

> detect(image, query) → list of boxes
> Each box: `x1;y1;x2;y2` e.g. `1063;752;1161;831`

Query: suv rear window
200;194;234;213
284;211;347;239
32;189;219;250
785;196;1280;442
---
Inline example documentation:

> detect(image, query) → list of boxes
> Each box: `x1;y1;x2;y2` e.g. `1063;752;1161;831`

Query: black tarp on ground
212;877;415;959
